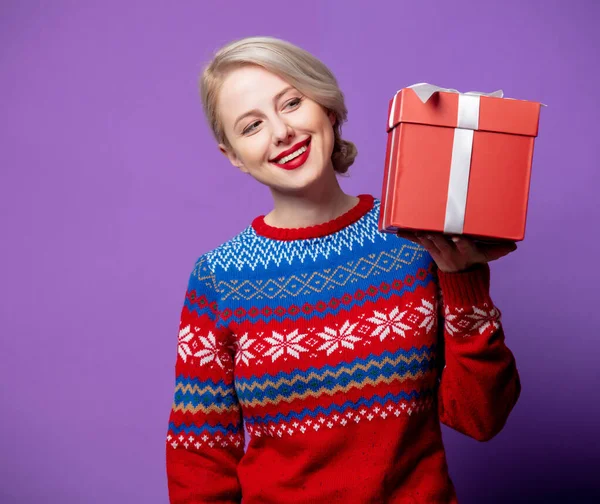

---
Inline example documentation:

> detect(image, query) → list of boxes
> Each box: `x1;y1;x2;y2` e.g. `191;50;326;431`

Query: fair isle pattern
165;195;520;503
228;297;439;367
191;255;219;293
167;431;244;450
168;421;240;438
217;269;434;323
172;376;240;415
167;194;507;439
234;346;437;407
445;303;502;337
246;395;436;438
217;243;425;301
244;388;435;427
205;199;388;272
169;299;503;441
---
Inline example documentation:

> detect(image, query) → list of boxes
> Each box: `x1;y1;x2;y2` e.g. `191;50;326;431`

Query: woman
165;36;521;503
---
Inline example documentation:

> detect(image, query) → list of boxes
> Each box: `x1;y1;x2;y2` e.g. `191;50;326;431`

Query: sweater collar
251;194;375;241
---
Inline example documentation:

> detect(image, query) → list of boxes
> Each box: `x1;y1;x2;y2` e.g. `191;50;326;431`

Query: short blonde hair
200;36;357;174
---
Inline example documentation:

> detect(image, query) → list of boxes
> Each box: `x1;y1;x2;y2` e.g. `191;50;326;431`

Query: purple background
2;0;599;502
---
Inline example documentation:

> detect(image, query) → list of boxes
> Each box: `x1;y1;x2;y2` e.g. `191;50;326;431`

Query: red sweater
165;195;521;503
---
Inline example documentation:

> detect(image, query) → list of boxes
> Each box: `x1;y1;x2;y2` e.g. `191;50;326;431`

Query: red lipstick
269;137;311;170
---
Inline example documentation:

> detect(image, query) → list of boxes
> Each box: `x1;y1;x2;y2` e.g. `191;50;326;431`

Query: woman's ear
328;110;336;127
219;144;249;174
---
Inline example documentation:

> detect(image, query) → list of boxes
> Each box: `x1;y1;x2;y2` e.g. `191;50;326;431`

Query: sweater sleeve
435;263;521;442
166;255;244;503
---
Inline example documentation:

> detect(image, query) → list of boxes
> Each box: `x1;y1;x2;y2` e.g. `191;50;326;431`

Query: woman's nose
272;117;294;145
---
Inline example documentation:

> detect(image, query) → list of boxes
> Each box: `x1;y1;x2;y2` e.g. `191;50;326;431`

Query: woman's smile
269;137;311;170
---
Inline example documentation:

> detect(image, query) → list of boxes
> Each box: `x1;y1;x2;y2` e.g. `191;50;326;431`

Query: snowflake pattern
466;306;501;334
444;306;460;336
235;333;256;366
230;300;502;366
194;331;225;368
414;298;436;334
444;304;501;337
264;329;309;362
178;324;194;363
367;307;412;341
317;321;362;356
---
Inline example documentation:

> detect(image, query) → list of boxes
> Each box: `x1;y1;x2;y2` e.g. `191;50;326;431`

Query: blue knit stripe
168;422;241;436
174;388;238;410
237;346;435;385
236;346;437;404
207;200;399;273
172;376;238;411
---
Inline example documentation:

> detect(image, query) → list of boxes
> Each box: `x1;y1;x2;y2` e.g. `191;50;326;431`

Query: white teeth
277;145;307;164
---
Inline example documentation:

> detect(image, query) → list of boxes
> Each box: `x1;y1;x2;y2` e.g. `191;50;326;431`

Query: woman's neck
264;174;358;229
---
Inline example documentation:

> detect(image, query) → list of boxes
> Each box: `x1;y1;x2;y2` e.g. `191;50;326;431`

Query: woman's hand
396;231;518;273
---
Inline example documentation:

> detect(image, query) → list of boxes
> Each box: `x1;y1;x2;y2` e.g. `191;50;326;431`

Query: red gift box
378;83;543;241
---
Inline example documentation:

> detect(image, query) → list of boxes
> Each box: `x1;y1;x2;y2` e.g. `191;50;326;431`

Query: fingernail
451;237;460;243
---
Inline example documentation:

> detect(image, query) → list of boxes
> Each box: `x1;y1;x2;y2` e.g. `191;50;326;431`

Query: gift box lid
387;86;542;137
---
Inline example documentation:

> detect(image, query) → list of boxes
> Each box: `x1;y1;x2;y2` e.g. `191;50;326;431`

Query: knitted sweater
165;194;521;504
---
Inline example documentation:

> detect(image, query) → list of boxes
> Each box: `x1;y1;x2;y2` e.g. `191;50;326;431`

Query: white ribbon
387;83;504;234
445;127;474;234
407;82;504;104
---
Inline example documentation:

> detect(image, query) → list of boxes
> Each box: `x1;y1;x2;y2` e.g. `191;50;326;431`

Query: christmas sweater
165;194;521;503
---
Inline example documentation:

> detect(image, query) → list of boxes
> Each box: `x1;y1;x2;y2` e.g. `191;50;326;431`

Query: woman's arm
435;263;521;441
166;255;244;503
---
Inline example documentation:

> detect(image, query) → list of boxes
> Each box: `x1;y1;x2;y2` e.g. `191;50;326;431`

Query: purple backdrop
1;0;599;502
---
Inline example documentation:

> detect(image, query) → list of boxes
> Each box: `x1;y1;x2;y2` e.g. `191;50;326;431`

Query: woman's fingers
451;236;480;257
399;231;517;268
395;230;420;245
416;235;447;266
426;234;457;256
417;234;440;254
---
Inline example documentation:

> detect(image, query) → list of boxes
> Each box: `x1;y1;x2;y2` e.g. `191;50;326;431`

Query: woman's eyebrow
233;86;295;129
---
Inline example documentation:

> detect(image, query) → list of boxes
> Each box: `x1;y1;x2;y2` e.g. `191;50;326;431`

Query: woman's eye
243;121;261;135
285;97;302;109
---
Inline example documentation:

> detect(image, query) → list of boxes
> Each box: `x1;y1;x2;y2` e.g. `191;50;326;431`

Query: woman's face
217;65;336;194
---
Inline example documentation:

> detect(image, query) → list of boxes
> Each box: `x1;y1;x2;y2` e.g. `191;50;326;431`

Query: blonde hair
200;36;357;175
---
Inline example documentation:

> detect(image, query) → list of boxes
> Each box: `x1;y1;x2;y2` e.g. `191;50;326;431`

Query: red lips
269;137;311;163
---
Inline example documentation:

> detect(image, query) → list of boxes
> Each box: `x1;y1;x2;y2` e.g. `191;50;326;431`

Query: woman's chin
252;159;332;193
278;174;330;195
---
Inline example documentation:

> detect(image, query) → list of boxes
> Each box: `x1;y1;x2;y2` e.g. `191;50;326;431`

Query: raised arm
436;264;521;441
